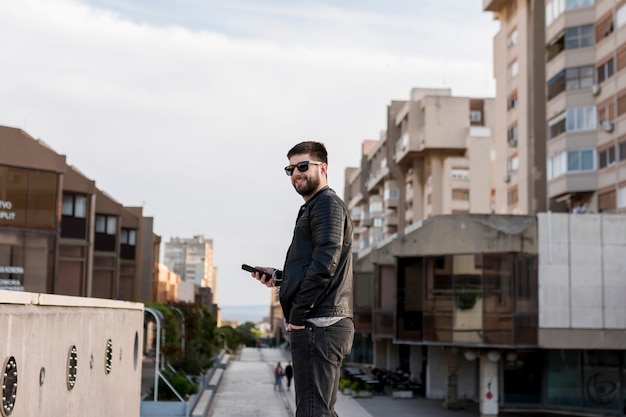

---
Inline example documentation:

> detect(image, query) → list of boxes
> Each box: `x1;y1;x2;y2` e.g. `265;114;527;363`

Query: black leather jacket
276;186;353;326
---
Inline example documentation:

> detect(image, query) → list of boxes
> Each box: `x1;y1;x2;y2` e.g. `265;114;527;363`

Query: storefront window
582;350;619;411
0;243;25;290
0;167;58;229
503;350;542;404
547;350;582;407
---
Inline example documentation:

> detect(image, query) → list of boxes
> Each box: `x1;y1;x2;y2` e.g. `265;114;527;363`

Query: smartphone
242;264;273;279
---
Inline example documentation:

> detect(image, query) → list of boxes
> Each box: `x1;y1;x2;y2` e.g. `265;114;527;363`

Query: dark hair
287;141;328;164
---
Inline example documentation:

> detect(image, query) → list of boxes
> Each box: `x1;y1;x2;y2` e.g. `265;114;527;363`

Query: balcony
384;211;398;226
548;171;597;200
366;167;388;192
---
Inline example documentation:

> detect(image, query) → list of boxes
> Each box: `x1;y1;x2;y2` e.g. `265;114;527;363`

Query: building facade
0;125;160;302
485;0;547;215
543;0;626;213
339;2;626;416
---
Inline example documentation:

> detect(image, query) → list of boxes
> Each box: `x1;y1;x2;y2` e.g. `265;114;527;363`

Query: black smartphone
242;264;273;279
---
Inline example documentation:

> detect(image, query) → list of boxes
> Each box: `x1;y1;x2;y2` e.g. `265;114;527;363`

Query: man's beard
293;175;320;198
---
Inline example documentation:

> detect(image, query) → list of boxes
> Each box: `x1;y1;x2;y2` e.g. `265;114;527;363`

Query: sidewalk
207;346;483;417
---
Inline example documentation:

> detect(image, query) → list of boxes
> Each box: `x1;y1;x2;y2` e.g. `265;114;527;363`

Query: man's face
287;153;326;199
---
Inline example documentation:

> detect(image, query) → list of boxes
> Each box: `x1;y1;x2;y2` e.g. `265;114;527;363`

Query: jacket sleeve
289;194;346;325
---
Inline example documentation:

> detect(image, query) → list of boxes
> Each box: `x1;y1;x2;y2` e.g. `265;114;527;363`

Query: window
507;29;519;47
548;70;566;99
597;99;615;123
618;93;626;117
384;188;399;200
547;34;565;62
618;4;626;29
596;13;614;40
567;149;595;172
508;91;519;110
598;146;617;169
120;228;137;246
548;149;595;179
95;215;117;235
508;155;520;172
507;60;519;79
507;186;519;206
566;106;597;132
548;112;566;139
369;200;383;213
452;189;469;201
597;59;615;83
598;189;617;212
620;139;626;161
549;66;594;99
565;25;594;49
566;66;594;89
546;0;595;26
61;194;87;218
548;153;567;180
451;169;469;180
469;110;482;123
508;124;519;146
618;186;626;208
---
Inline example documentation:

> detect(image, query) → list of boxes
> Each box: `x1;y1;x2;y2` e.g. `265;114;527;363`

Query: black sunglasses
284;161;324;176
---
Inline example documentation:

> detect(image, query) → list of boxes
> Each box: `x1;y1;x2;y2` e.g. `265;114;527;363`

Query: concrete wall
538;213;626;349
0;290;144;417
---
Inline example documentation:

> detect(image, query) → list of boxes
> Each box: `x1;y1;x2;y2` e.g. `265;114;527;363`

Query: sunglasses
284;161;324;176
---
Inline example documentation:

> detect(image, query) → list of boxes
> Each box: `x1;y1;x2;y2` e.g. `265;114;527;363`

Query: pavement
207;346;485;417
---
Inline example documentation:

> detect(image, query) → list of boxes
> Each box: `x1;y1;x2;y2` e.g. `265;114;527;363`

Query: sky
0;0;499;307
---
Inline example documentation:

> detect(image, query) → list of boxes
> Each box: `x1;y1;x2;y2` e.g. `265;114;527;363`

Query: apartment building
163;235;217;291
345;88;495;253
484;0;548;215
0;125;160;302
543;0;626;214
337;2;626;416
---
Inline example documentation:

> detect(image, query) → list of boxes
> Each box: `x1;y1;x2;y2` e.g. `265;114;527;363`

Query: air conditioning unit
503;174;511;183
507;137;518;147
603;120;614;133
592;83;601;96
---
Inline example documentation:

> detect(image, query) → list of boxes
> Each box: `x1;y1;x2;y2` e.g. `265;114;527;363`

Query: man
250;141;354;417
285;361;294;390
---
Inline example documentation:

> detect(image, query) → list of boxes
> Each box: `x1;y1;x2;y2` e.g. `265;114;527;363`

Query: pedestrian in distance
249;141;355;417
274;362;284;391
285;361;294;391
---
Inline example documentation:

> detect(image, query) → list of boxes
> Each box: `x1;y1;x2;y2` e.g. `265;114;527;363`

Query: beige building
163;235;217;291
344;88;495;253
484;0;547;215
544;0;626;213
155;263;180;303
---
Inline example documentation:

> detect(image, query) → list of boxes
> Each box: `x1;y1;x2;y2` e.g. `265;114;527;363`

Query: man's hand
251;268;275;288
287;323;305;331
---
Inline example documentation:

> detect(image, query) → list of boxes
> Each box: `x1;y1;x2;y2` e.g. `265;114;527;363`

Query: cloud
0;0;498;306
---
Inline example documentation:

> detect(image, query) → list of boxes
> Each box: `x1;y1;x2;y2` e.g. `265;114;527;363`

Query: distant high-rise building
163;235;217;295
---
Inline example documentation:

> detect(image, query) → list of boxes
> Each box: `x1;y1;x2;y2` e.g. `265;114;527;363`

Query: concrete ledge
191;389;214;417
208;368;224;388
218;353;230;368
0;289;144;310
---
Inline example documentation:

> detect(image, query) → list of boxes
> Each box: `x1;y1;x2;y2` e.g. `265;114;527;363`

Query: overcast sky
1;0;499;309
